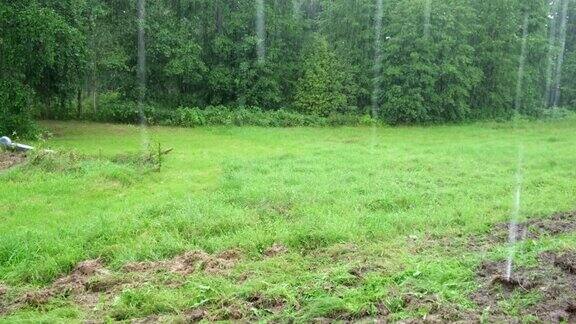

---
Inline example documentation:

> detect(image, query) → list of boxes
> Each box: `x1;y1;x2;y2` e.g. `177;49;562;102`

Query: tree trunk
77;88;82;119
92;70;98;114
59;96;66;118
45;98;52;120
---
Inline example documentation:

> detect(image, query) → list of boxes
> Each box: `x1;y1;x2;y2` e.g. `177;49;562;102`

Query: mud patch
0;285;7;297
548;251;576;274
348;264;386;280
489;211;576;244
472;250;576;322
246;293;286;314
123;249;242;276
0;152;26;170
264;244;288;257
2;249;243;316
185;308;209;321
0;259;108;314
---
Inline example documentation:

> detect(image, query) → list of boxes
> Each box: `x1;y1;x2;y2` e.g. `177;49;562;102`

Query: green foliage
469;0;519;118
379;0;482;124
0;79;37;138
85;98;375;127
562;51;576;106
295;36;354;116
321;0;376;110
0;0;86;132
1;0;575;129
561;2;576;107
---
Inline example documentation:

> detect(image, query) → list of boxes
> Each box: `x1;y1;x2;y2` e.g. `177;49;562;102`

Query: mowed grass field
1;119;575;322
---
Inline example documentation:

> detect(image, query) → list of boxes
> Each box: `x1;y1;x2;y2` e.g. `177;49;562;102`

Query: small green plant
26;150;85;173
112;142;171;172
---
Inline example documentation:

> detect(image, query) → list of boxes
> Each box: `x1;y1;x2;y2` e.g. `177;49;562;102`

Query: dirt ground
489;211;576;243
0;212;575;322
0;249;244;317
0;152;26;170
472;251;576;322
122;249;242;276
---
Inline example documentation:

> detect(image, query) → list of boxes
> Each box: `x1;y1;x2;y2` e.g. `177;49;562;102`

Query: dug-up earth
0;151;26;171
473;251;576;323
0;213;575;322
465;211;576;322
488;211;576;244
0;249;245;318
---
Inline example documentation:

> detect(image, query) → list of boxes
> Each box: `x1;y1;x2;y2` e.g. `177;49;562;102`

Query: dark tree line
1;0;575;136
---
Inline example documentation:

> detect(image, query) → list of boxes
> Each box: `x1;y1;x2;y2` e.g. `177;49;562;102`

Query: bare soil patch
472;250;576;322
0;259;108;314
264;243;288;257
246;293;286;314
0;285;7;297
489;211;576;244
0;152;26;170
1;249;243;317
123;249;242;276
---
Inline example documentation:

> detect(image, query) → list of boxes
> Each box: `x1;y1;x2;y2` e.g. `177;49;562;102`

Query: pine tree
294;36;352;116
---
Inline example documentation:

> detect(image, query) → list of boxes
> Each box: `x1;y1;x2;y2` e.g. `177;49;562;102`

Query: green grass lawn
1;119;575;322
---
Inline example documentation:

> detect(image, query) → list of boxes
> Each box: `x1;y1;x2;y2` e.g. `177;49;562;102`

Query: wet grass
0;118;575;322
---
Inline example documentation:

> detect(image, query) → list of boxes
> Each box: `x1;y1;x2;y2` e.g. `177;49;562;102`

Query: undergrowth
24;144;166;174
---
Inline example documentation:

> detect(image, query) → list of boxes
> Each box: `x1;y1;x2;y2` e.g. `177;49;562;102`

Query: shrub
78;95;378;128
0;79;37;138
172;107;206;127
294;36;355;117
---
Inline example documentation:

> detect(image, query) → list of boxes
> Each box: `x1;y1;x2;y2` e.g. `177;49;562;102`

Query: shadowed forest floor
0;119;575;322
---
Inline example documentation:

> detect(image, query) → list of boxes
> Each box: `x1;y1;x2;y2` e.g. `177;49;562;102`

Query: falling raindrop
137;0;150;150
506;12;529;282
544;0;560;108
551;0;569;108
256;0;266;63
423;0;431;39
506;144;524;281
372;0;384;119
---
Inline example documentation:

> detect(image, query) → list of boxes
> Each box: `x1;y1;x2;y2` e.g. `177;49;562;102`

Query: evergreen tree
294;36;353;116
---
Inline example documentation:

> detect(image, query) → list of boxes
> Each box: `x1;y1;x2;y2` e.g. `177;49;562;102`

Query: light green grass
1;119;575;321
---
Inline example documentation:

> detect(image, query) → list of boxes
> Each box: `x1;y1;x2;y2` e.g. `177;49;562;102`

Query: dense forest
1;0;575;136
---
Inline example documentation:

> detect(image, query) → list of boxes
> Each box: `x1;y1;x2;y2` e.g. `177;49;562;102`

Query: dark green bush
294;36;354;117
0;79;37;138
82;98;376;128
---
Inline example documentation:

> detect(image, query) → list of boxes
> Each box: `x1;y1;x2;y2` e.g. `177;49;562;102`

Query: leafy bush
540;107;574;120
0;79;37;138
81;97;376;128
85;99;142;124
